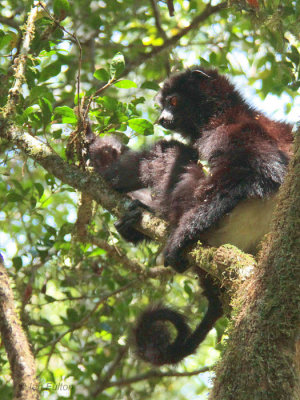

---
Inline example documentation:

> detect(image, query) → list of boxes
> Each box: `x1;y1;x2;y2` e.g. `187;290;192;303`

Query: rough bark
0;122;256;289
0;5;40;399
0;255;39;400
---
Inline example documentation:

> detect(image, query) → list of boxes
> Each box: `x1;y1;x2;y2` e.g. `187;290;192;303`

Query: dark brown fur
87;67;293;365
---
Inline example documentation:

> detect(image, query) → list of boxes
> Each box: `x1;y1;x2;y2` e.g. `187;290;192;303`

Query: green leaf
11;179;24;193
13;256;23;270
110;52;125;79
45;173;56;187
29;86;54;103
39;97;53;126
199;57;210;67
183;280;193;297
54;106;77;124
66;308;79;323
23;106;39;118
128;118;154;136
114;79;137;89
88;249;107;257
0;31;16;50
287;46;300;64
39;61;62;82
53;129;62;139
285;103;292;114
43;295;56;303
141;81;160;91
131;96;145;106
53;0;71;15
7;192;23;202
34;183;44;199
99;96;118;111
94;68;110;81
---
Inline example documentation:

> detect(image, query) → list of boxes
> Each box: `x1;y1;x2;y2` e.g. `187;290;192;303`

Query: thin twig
37;2;83;118
149;0;168;39
92;345;128;396
123;2;227;75
43;282;135;368
86;234;172;279
103;365;212;389
167;0;175;16
82;78;117;126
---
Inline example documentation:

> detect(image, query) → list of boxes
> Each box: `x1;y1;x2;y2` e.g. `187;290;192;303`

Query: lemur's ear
191;69;211;79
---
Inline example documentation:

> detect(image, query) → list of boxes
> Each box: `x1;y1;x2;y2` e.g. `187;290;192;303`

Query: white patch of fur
160;109;174;122
201;194;278;254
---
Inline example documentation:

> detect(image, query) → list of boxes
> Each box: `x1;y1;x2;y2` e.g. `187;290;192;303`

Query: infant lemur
86;67;293;365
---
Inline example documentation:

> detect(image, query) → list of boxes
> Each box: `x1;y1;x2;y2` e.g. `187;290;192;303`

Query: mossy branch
3;4;39;118
0;4;40;399
0;122;256;290
0;255;39;400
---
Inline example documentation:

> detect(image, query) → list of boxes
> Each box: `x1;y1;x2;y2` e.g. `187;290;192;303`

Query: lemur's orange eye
170;96;178;107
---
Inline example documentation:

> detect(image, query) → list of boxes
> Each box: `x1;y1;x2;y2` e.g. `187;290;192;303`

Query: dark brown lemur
86;67;293;365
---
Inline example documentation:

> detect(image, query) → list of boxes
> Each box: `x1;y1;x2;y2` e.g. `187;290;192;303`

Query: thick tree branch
0;255;39;400
3;5;39;117
0;123;256;289
0;5;40;399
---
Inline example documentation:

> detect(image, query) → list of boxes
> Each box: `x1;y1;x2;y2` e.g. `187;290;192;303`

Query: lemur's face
156;92;183;131
155;68;215;139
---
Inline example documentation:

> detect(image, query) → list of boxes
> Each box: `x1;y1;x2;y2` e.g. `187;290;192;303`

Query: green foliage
53;0;71;17
128;118;154;136
94;68;110;82
0;0;298;399
110;52;125;79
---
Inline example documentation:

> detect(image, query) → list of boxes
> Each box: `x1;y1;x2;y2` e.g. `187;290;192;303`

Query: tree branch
43;282;135;367
0;123;256;289
86;234;173;279
3;5;39;117
167;0;175;17
102;365;211;389
149;0;168;40
74;192;171;279
123;2;227;75
0;15;21;31
0;255;39;400
0;0;255;291
0;5;40;399
92;345;128;396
